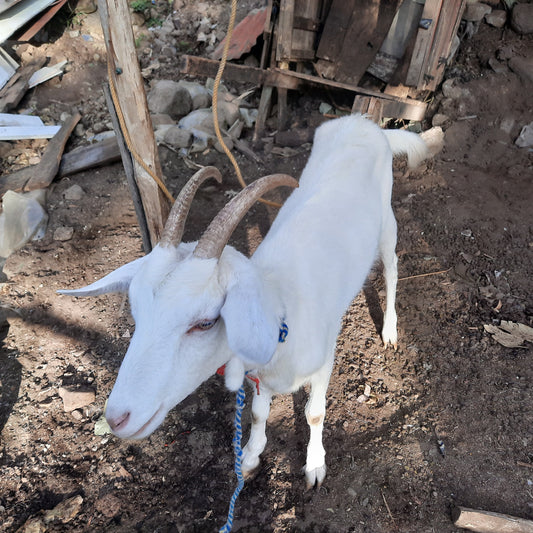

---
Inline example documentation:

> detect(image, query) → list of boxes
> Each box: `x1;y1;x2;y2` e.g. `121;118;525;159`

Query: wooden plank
276;0;294;62
0;56;46;112
0;113;80;197
24;113;80;190
452;506;533;533
419;0;465;91
316;0;401;85
98;0;169;247
405;0;443;87
58;136;121;177
290;0;322;60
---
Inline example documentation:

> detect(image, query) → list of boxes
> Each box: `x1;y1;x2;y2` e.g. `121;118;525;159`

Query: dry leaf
484;321;533;348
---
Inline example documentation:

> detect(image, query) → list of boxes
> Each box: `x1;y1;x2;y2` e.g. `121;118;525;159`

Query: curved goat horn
159;166;222;248
193;174;298;260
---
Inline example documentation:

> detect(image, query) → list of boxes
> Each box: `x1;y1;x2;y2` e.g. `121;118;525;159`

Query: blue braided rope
219;384;246;533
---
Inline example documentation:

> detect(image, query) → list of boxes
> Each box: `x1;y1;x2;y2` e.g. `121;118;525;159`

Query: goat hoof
304;464;326;490
242;464;260;481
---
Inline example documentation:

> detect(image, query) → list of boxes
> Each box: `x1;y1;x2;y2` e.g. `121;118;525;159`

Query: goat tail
383;129;430;169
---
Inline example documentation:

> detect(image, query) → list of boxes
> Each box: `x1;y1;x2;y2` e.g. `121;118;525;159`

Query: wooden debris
179;55;427;121
0;56;46;113
452;506;533;533
58;136;121;177
484;321;533;348
98;0;169;248
0;113;80;197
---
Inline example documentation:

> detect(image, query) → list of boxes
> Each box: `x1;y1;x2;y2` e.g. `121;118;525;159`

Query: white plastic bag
0;190;48;258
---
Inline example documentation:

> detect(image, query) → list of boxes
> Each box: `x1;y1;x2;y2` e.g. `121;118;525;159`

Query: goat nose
107;411;130;432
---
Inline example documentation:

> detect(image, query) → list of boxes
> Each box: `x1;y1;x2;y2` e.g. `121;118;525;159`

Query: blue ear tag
278;322;289;343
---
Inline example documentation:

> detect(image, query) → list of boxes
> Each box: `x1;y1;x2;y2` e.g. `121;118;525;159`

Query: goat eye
187;318;218;334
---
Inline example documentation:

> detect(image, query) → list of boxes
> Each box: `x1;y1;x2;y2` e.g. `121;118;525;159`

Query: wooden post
98;0;169;248
452;506;533;533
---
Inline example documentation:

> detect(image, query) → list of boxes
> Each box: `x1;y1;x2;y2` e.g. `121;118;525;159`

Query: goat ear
57;256;147;297
221;270;279;367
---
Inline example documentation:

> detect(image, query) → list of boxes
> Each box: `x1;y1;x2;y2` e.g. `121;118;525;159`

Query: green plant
130;0;150;13
147;17;163;28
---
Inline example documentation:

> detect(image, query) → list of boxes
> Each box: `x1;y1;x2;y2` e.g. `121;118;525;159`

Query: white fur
59;115;429;487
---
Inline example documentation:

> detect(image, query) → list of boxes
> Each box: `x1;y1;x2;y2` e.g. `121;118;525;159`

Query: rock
488;57;508;74
150;113;175;127
163;126;192;148
53;226;74;242
58;386;95;411
431;113;449;128
43;495;83;524
463;2;491;22
509;56;533;84
515;122;533;148
217;100;240;126
511;4;533;35
95;494;121;518
499;116;515;135
178;108;221;134
16;517;45;533
441;78;463;99
63;184;85;201
177;80;211;109
485;9;506;28
147;80;192;119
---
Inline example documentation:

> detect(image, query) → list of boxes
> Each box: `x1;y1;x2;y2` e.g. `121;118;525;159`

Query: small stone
71;409;83;421
58;387;96;412
43;495;83;524
485;9;506;28
163;125;192;148
95;494;121;518
488;57;508;74
509;56;533;85
515;123;533;148
431;113;449;128
74;123;85;137
53;226;74;242
463;2;491;22
177;80;211;110
63;184;85;201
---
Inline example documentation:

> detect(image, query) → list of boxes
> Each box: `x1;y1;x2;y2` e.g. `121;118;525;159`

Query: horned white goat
59;114;428;488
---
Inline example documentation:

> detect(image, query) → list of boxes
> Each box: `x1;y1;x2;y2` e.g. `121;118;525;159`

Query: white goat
59;114;428;488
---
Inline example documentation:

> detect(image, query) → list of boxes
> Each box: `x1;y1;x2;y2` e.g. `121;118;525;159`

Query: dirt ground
1;2;532;532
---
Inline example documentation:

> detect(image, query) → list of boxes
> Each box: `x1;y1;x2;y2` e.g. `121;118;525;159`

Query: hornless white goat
59;114;428;488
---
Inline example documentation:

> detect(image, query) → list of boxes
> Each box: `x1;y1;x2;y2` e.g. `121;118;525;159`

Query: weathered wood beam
179;55;427;121
98;0;169;248
452;506;533;533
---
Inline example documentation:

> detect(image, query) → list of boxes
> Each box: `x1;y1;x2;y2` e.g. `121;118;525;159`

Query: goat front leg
304;362;333;489
241;384;272;478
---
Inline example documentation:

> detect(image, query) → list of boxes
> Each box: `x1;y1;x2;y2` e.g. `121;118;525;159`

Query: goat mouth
129;405;164;439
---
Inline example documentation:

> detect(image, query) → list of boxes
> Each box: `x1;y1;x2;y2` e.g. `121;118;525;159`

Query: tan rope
212;0;281;208
106;58;175;204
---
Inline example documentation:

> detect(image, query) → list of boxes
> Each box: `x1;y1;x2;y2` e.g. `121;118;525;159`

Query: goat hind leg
379;210;398;349
241;386;272;478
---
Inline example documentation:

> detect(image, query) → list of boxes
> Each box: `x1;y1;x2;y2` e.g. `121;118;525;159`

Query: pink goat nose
107;411;130;432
